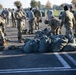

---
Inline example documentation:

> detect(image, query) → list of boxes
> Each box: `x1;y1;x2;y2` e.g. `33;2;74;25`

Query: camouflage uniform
73;10;76;36
15;8;25;43
28;8;35;34
61;6;75;42
0;16;5;34
0;28;7;46
49;16;61;35
69;5;76;37
34;8;41;30
11;9;17;27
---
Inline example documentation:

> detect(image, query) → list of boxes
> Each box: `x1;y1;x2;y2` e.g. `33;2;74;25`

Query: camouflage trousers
51;26;61;35
65;26;74;43
0;23;5;34
65;26;73;35
73;23;76;35
12;19;17;27
28;19;34;34
34;17;40;30
48;21;61;35
17;21;24;41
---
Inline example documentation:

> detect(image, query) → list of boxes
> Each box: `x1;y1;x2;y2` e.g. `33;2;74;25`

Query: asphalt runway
0;17;76;75
0;51;76;75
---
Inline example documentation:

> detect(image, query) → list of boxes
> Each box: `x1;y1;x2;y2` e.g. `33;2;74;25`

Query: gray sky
0;0;72;8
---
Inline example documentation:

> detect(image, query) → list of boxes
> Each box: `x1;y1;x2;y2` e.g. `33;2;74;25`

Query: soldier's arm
15;12;22;20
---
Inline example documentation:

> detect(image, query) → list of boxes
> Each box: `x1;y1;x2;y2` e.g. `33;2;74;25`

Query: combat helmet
14;1;22;8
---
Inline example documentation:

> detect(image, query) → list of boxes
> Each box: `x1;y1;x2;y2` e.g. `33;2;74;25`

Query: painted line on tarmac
0;54;26;58
0;67;75;74
54;53;71;68
63;52;76;66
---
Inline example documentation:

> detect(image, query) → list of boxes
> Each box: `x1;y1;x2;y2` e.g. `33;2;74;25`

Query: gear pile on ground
23;28;76;53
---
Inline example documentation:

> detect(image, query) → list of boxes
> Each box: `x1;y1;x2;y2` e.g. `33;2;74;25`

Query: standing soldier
28;8;35;34
11;9;16;27
61;5;75;43
0;15;5;35
34;6;42;30
15;3;25;43
73;5;76;37
2;8;9;27
0;15;7;46
2;8;7;26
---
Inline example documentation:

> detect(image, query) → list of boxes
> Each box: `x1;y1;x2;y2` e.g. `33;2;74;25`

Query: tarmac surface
0;17;76;75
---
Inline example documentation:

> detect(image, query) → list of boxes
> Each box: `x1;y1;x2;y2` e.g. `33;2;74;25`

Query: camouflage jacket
15;10;25;21
34;9;41;17
61;10;75;28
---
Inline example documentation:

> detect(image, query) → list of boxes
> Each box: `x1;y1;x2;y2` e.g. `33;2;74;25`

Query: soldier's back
34;9;41;17
51;17;61;26
64;10;74;26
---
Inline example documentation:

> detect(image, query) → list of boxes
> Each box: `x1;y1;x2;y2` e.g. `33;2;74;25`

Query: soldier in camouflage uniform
0;15;5;35
73;5;76;37
34;6;42;30
15;5;25;43
61;5;75;43
11;9;16;27
46;9;61;35
48;16;61;35
28;8;35;34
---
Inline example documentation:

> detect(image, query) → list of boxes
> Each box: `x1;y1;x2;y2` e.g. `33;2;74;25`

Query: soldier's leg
1;23;5;34
35;18;39;30
28;20;31;34
35;21;38;30
56;27;61;35
7;18;10;26
51;26;55;35
31;21;34;34
18;28;23;43
13;20;16;27
17;22;23;43
14;20;17;27
66;27;74;43
37;17;39;30
37;22;39;30
12;19;15;27
74;23;76;37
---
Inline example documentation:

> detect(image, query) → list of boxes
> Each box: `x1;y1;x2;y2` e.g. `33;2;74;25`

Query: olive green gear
14;1;22;7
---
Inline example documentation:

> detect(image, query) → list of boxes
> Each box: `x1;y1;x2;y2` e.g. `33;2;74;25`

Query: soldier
15;5;25;43
48;16;61;35
28;8;35;34
61;5;75;43
2;8;9;27
11;9;16;27
0;15;5;35
73;5;76;37
34;6;42;30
